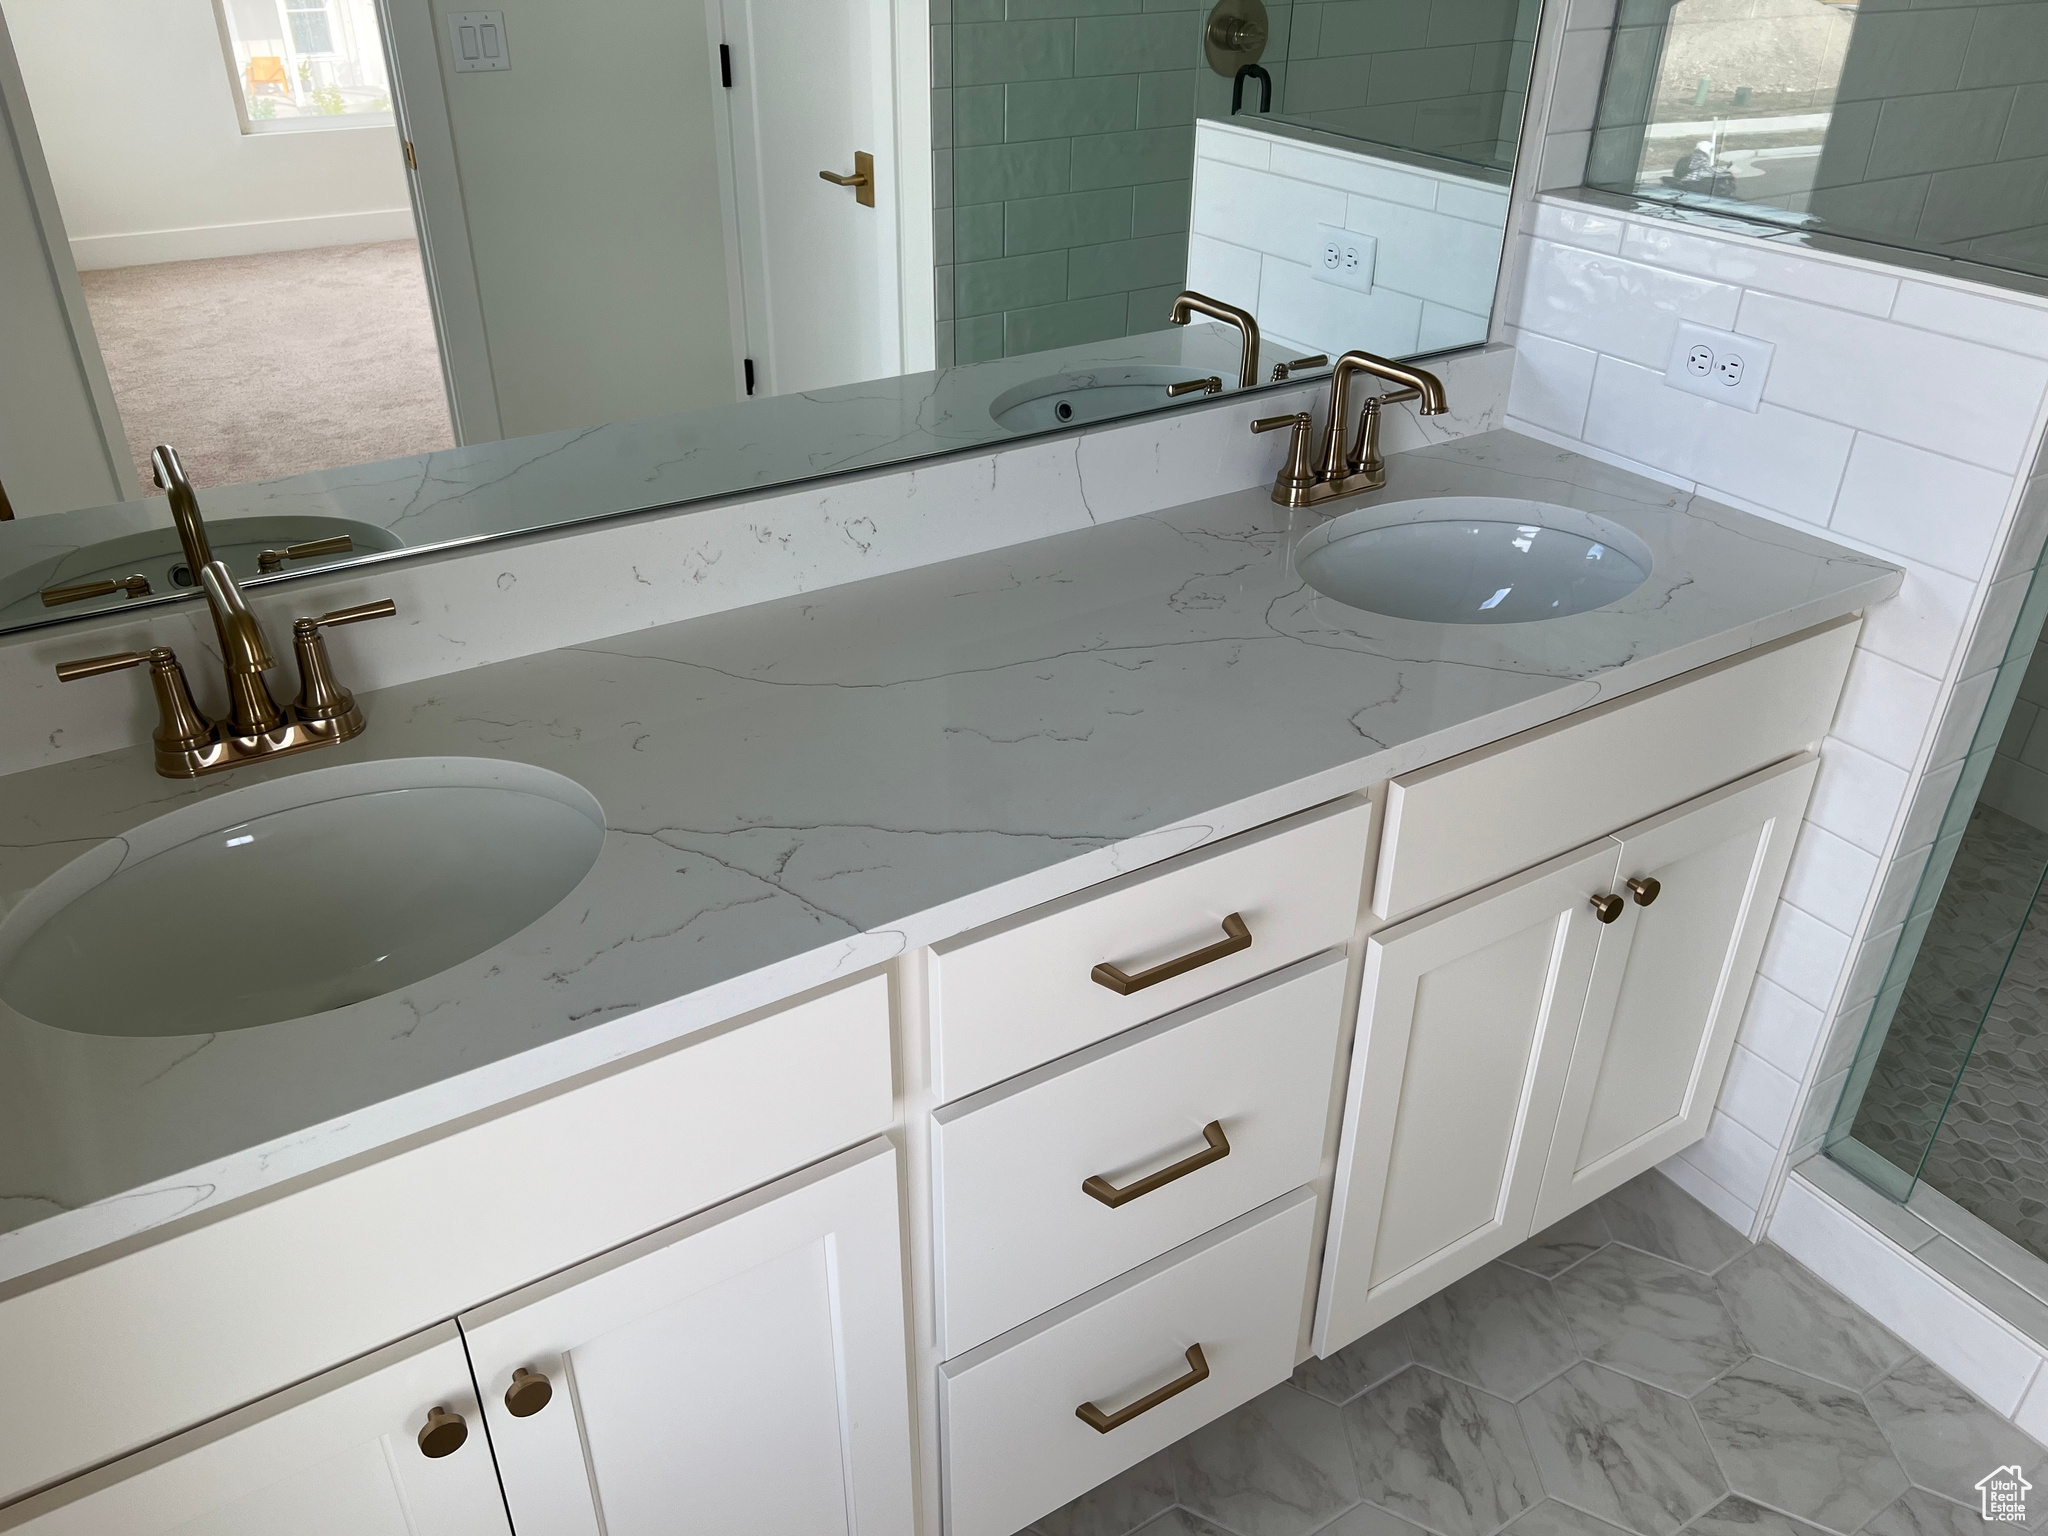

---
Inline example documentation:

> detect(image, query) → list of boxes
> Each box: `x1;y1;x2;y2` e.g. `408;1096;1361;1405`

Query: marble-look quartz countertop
0;430;1900;1282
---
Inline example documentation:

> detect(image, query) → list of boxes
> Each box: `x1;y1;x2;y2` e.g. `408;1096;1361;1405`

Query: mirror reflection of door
715;0;903;397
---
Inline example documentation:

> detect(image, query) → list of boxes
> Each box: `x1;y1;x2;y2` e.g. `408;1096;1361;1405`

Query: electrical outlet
1663;321;1772;412
1311;224;1376;294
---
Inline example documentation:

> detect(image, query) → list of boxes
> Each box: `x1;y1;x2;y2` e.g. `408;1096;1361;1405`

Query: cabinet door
459;1137;915;1536
1532;753;1817;1228
1313;839;1620;1355
0;1323;506;1536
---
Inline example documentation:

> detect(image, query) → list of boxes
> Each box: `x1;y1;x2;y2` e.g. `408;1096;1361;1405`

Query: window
215;0;395;132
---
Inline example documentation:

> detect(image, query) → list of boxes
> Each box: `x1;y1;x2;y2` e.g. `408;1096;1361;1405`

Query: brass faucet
53;444;398;778
1168;291;1261;391
1250;349;1448;507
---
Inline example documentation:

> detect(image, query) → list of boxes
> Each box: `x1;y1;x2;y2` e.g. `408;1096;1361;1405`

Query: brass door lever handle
820;151;876;207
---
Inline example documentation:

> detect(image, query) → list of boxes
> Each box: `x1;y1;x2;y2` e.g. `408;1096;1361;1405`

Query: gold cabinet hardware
1271;353;1328;381
1626;876;1661;907
1168;290;1260;390
1590;892;1625;924
1082;1121;1230;1208
41;574;152;608
819;150;876;208
257;535;355;573
1167;376;1222;397
1091;912;1252;994
1076;1344;1210;1433
505;1367;553;1418
417;1405;468;1458
1251;412;1317;507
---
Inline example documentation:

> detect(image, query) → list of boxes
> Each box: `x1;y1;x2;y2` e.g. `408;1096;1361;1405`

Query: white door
1532;754;1818;1227
714;0;903;396
1313;839;1620;1355
0;1323;507;1536
460;1137;916;1536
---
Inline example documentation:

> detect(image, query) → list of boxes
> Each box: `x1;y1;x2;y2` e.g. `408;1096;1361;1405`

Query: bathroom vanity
0;432;1899;1534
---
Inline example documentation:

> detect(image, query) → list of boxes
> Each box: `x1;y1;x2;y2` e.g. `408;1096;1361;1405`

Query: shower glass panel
1582;0;2048;281
1827;558;2048;1260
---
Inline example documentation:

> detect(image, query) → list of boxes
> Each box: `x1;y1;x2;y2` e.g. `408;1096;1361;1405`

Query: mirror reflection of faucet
50;445;400;779
1251;350;1448;507
1167;290;1261;390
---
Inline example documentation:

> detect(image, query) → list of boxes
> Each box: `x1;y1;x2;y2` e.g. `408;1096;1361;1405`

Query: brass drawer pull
1091;913;1251;994
1083;1121;1230;1207
1627;876;1661;906
1590;893;1624;924
1076;1344;1210;1433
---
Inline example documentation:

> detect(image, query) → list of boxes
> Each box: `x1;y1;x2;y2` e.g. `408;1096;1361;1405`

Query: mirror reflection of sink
0;514;402;628
1295;497;1653;624
990;366;1220;432
0;759;606;1037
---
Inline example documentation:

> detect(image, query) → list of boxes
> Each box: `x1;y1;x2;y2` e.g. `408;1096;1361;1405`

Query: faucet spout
151;445;214;577
1167;290;1261;391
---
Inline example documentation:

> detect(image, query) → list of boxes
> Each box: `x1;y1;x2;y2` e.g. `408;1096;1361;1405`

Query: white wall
0;6;134;514
3;0;412;268
1187;119;1509;360
424;0;737;439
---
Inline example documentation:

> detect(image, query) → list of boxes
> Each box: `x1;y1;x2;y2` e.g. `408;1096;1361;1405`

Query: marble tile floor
1020;1170;2048;1536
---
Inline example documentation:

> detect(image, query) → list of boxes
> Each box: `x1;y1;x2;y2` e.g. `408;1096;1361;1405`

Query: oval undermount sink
1295;497;1653;624
990;366;1219;432
0;758;605;1037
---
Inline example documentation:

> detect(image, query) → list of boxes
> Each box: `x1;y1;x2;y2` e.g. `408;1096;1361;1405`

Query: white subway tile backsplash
1930;666;1998;769
1271;142;1437;209
1521;240;1742;367
1868;841;1932;935
1681;1110;1778;1206
1186;233;1264;309
1527;199;1625;255
1505;327;1598;436
1998;473;2048;580
1581;356;1852;523
1741;291;2048;473
1830;647;1944;767
1855;558;1974;681
1760;900;1856;1009
1660;1155;1761;1235
1784;823;1883;935
1830;435;2015;580
1740;976;1828;1080
1435;182;1512;226
1891;281;2048;362
1720;1046;1802;1145
1193;160;1345;260
1621;224;1900;318
1259;254;1423;357
1349;196;1511;312
1418;302;1491;353
1807;738;1911;854
1199;125;1273;170
1898;755;1966;850
1960;571;2033;678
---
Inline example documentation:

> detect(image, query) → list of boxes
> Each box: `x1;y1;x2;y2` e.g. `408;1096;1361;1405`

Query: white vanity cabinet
0;1323;508;1536
1316;747;1824;1351
462;1137;916;1536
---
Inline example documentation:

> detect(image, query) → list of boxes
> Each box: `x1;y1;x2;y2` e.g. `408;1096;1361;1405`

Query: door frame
371;0;503;444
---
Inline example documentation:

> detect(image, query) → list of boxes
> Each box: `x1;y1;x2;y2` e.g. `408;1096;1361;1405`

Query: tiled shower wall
931;0;1542;365
1502;185;2048;1418
1985;633;2048;830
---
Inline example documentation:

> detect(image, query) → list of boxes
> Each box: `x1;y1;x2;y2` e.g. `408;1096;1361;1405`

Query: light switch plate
1312;223;1376;294
1664;321;1773;412
448;11;510;71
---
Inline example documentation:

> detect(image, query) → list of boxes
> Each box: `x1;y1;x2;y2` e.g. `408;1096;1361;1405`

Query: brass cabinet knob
1627;876;1661;907
1589;893;1625;924
417;1404;468;1458
505;1367;554;1418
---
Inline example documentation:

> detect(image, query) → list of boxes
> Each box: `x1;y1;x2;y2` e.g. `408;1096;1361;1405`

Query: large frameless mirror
0;0;1540;636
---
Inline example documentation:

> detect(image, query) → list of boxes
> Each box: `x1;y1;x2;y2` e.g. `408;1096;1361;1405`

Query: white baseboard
70;207;417;270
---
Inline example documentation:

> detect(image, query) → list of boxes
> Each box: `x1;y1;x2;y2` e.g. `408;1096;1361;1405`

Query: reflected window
1584;0;2048;279
216;0;394;132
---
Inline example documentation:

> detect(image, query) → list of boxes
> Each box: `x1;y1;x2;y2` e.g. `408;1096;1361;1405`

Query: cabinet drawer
933;952;1345;1356
1374;616;1855;921
940;1188;1315;1536
932;797;1373;1100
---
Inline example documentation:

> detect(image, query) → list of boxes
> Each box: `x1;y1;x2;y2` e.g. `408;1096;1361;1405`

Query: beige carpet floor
80;239;454;494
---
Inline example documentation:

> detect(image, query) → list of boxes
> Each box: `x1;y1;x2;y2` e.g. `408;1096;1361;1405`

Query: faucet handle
1251;413;1318;508
257;535;354;573
291;600;397;725
41;574;152;608
1270;354;1328;381
1167;376;1223;397
55;646;213;759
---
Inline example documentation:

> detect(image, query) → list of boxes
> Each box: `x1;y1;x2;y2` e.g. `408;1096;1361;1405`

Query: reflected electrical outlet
1312;223;1377;295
